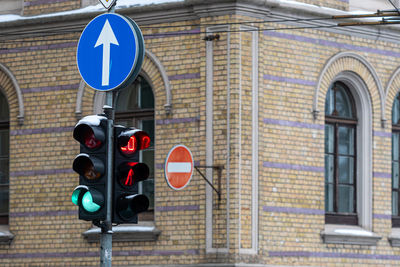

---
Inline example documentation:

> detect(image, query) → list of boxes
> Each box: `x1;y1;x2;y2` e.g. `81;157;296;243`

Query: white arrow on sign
95;19;119;86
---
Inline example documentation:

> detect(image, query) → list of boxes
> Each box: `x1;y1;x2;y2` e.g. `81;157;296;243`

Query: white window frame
321;71;381;245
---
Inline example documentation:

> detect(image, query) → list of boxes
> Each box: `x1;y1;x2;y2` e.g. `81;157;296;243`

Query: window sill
388;228;400;247
321;224;381;246
0;225;14;245
83;222;160;242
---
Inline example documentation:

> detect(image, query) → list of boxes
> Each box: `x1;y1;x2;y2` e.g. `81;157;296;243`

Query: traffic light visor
73;124;105;149
72;185;88;206
73;154;104;181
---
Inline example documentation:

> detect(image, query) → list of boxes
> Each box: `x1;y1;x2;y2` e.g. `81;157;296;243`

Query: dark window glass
392;92;400;227
324;82;357;225
0;91;9;225
115;77;155;221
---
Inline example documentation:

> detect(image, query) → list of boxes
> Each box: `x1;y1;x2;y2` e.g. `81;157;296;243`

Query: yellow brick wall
2;5;400;266
23;0;81;16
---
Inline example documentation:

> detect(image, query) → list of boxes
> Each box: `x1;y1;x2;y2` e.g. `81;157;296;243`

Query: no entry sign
164;145;194;190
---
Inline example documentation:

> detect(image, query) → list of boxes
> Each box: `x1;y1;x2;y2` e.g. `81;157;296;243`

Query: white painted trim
313;52;385;127
205;25;230;254
0;63;23;125
385;66;400;119
238;25;243;255
238;25;259;255
145;50;172;115
205;28;214;254
325;71;374;234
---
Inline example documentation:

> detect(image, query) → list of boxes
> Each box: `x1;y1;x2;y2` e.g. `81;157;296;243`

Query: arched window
392;92;400;227
325;81;358;225
115;76;154;221
0;91;9;225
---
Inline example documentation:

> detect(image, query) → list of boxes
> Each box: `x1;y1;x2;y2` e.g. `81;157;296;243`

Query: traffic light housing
113;125;150;224
72;115;108;221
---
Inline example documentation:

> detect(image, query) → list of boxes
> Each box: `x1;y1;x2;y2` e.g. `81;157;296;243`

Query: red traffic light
118;129;150;156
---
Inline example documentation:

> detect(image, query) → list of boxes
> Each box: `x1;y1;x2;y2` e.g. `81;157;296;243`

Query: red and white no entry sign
164;145;194;190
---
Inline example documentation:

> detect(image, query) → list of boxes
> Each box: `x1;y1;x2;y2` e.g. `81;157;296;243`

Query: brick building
1;0;400;266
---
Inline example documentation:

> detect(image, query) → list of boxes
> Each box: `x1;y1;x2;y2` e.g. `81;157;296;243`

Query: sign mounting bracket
194;165;223;204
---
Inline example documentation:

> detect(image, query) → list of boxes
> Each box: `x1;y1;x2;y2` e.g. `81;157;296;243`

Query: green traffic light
82;191;101;213
71;189;81;206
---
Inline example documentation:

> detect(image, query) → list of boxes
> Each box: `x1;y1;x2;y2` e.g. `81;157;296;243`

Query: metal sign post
100;91;114;267
100;6;116;267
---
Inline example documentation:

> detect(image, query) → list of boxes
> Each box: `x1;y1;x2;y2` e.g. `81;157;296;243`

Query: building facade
1;0;400;266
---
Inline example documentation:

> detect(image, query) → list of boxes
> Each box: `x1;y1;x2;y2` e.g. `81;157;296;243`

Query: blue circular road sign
77;13;144;91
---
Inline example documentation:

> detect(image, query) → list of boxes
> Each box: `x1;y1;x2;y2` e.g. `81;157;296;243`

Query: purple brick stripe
374;213;391;220
263;74;316;86
263;206;324;215
0;249;198;259
115;249;199;257
22;83;80;93
374;131;391;138
156;116;200;125
169;72;201;81
157;205;200;212
263;161;324;173
0;42;76;55
24;0;70;6
144;28;201;39
10;126;73;136
264;31;400;58
373;172;391;179
264;118;323;130
10;168;74;177
268;250;400;260
10;210;77;218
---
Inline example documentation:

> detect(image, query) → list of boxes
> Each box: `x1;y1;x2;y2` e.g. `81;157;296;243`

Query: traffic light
71;115;108;221
113;125;150;224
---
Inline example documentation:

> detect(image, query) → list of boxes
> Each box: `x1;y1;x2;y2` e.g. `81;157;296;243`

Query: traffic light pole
100;91;115;267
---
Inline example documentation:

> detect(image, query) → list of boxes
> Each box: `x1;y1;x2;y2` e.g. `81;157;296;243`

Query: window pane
141;120;154;147
324;154;334;183
0;159;9;185
338;156;354;184
393;191;399;216
140;81;154;109
393;162;399;189
338;126;354;155
325;184;334;212
393;95;400;124
325;86;334;116
0;129;9;156
142;179;154;210
115;82;139;112
142;150;154;179
337;185;354;213
394;133;400;161
324;124;334;153
0;93;8;121
0;186;9;215
335;85;353;118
